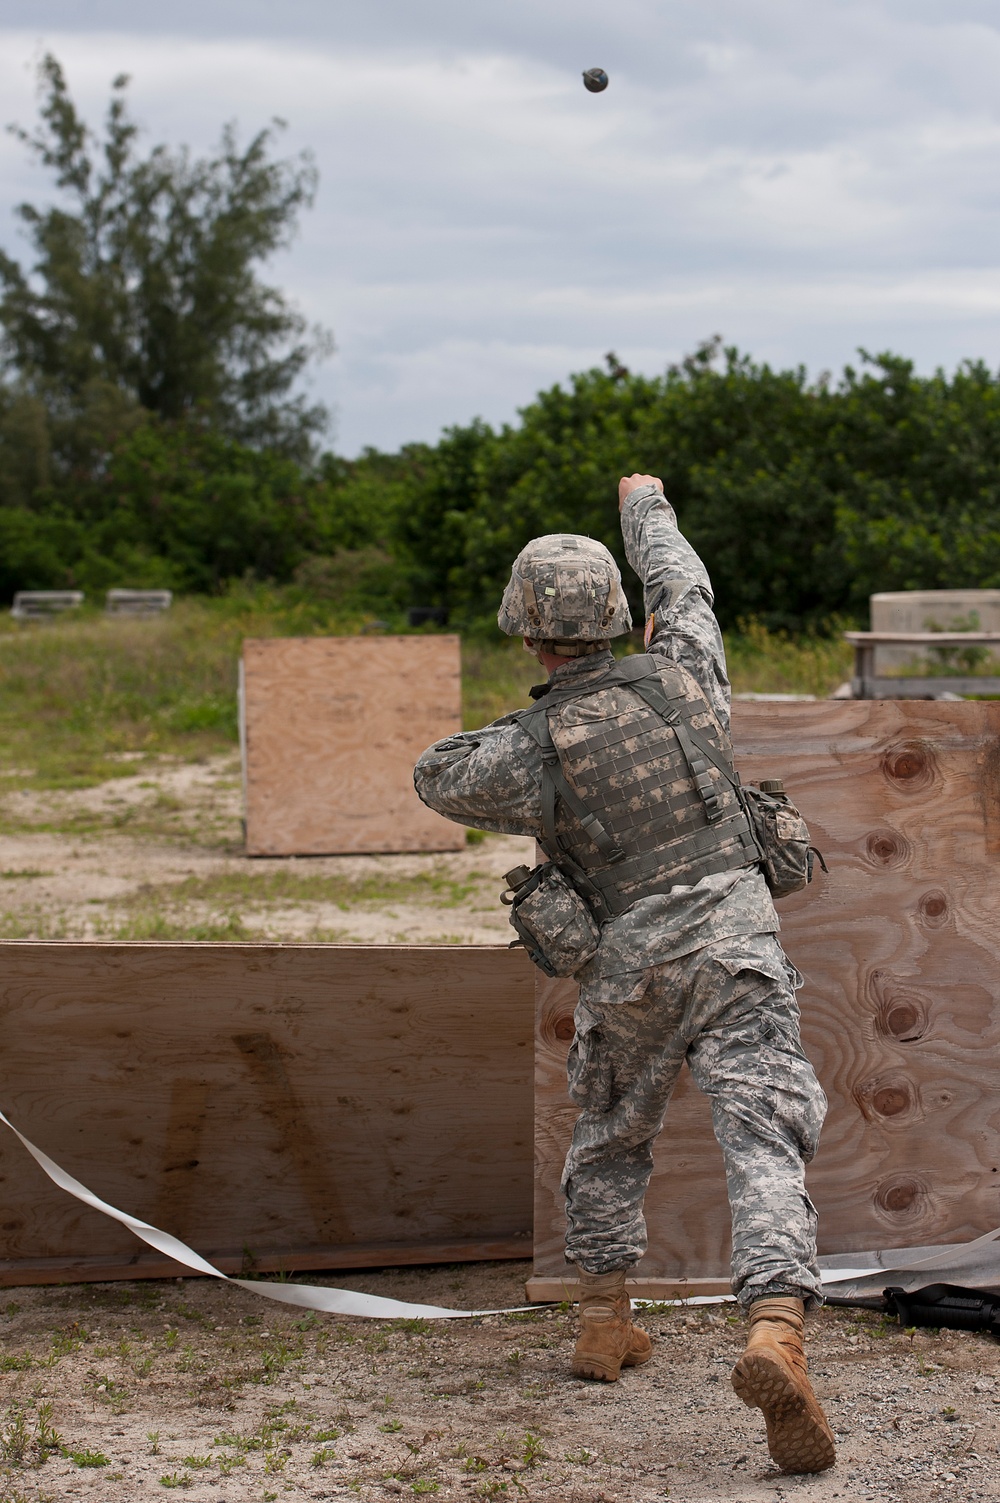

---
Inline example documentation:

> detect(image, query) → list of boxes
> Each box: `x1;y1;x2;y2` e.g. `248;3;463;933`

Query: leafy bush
3;341;1000;630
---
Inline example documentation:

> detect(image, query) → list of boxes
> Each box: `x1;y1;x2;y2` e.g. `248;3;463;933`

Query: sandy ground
0;756;534;943
3;761;1000;1500
3;1261;1000;1503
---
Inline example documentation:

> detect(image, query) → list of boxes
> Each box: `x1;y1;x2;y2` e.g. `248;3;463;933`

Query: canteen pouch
501;862;601;979
740;785;826;899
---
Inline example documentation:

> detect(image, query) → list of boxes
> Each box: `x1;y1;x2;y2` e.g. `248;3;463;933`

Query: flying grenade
582;68;609;93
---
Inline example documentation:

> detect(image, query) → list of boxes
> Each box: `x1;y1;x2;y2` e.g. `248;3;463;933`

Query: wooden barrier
240;635;464;856
5;702;999;1294
0;944;534;1286
529;700;1000;1299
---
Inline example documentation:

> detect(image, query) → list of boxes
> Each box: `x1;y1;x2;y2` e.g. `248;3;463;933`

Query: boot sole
731;1351;836;1474
571;1344;653;1383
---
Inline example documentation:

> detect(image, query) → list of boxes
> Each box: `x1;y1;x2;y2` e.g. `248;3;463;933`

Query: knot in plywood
873;1174;932;1228
880;996;929;1043
918;890;950;927
538;994;578;1054
881;738;938;793
867;971;933;1044
854;1073;922;1126
865;829;911;867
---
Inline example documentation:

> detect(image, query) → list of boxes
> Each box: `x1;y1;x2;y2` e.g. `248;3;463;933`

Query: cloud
1;5;1000;452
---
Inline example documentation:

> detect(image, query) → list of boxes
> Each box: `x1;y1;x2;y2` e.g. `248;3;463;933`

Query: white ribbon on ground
4;1106;1000;1315
816;1223;1000;1298
0;1108;534;1319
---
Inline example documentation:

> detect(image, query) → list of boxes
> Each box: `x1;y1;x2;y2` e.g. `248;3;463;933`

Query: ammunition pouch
501;861;601;978
740;783;827;900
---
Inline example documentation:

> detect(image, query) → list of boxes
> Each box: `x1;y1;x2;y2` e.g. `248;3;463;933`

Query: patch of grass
99;910;252;942
85;1372;130;1413
0;601;536;796
29;864;494;946
0;602;245;791
725;619;853;698
65;1447;110;1468
47;1324;88;1361
0;601;854;822
0;1354;33;1374
114;867;483;914
461;640;541;728
0;1401;61;1468
393;1317;432;1336
521;1432;546;1466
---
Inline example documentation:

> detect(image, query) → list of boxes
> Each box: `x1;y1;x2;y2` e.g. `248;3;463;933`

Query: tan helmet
497;533;632;643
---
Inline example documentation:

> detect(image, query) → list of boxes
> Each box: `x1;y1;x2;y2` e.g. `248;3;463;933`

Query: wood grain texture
242;636;464;855
534;701;1000;1282
0;1239;532;1288
0;944;533;1285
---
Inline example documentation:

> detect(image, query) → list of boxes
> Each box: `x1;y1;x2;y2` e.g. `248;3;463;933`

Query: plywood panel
243;636;464;855
533;701;1000;1285
0;944;534;1285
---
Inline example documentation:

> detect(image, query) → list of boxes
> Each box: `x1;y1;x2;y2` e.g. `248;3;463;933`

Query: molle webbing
517;655;760;920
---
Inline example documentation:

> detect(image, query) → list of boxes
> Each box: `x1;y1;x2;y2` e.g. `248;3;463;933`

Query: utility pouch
739;780;827;899
500;862;601;979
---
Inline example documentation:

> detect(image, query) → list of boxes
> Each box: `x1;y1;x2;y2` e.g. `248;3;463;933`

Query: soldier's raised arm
618;474;732;731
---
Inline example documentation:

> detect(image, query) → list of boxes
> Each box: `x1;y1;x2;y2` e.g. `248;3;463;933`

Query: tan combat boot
571;1268;652;1382
731;1297;836;1474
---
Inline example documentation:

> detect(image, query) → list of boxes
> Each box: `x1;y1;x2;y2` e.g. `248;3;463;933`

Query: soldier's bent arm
413;719;543;837
620;482;732;730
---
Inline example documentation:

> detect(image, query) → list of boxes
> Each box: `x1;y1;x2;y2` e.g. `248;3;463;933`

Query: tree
0;53;331;465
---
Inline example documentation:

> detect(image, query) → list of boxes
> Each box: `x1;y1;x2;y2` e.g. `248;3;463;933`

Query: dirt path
2;1262;999;1502
0;756;534;943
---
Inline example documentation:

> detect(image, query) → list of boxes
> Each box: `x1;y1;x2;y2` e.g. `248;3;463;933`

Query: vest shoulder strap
516;705;625;864
515;654;740;861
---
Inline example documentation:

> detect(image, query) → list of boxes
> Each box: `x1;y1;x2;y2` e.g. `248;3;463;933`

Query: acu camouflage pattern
519;653;760;922
413;483;827;1307
497;533;632;641
504;862;601;978
563;930;826;1309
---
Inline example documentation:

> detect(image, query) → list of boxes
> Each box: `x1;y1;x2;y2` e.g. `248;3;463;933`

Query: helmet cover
497;533;632;641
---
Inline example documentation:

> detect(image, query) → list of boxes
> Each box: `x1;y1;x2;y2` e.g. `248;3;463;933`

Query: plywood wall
242;636;464;856
532;701;1000;1293
0;944;534;1285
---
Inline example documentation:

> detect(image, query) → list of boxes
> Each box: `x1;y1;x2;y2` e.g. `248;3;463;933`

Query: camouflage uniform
413;484;827;1309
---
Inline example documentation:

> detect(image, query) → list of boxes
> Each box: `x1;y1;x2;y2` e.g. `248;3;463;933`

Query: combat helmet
497;534;632;654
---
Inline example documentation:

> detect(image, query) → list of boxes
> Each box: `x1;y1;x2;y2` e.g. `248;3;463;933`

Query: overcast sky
2;1;1000;454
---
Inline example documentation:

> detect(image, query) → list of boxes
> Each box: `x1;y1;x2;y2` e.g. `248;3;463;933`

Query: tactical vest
515;654;760;922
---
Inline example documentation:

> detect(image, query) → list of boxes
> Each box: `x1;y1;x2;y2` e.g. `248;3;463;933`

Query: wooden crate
0;944;534;1286
241;636;464;856
529;701;1000;1299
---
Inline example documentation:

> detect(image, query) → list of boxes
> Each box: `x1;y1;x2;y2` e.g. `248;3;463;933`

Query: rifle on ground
825;1283;1000;1335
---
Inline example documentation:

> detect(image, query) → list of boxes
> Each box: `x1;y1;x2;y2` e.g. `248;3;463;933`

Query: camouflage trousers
562;933;827;1309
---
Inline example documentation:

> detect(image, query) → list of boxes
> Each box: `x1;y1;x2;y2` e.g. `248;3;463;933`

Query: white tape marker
6;1107;1000;1314
0;1108;537;1319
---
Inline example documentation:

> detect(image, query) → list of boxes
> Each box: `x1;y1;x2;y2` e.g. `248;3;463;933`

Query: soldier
413;474;835;1474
